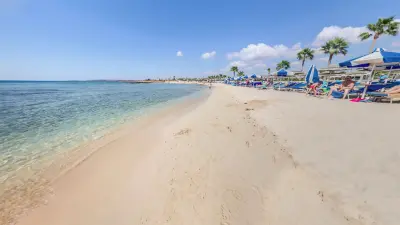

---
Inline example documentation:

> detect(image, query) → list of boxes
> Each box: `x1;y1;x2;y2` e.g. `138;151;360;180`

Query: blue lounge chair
331;84;389;99
290;83;307;91
273;82;286;89
278;82;298;91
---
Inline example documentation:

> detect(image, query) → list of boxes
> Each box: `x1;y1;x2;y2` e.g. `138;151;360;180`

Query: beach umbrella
305;65;320;84
276;69;288;77
250;74;257;79
339;48;400;68
242;75;249;79
339;48;400;98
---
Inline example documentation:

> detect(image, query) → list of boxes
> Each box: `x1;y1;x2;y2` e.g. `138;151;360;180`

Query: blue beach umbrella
305;65;319;84
242;75;249;79
339;48;400;98
276;69;288;77
339;48;400;68
250;74;257;78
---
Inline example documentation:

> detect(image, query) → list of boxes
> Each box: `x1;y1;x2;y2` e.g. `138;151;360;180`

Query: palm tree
321;37;349;66
230;66;239;77
217;74;226;80
276;60;290;70
267;68;271;75
359;16;399;53
238;71;245;77
297;48;315;71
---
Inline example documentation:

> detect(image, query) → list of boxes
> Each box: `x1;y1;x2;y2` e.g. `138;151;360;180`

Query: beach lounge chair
290;83;307;92
366;92;400;103
273;82;286;90
331;84;387;99
331;90;358;99
258;82;268;90
278;82;297;91
252;81;262;88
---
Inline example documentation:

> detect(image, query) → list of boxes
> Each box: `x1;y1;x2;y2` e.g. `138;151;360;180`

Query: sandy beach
13;84;400;225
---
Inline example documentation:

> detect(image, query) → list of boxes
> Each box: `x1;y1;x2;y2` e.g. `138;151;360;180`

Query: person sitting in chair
328;76;355;99
385;85;400;94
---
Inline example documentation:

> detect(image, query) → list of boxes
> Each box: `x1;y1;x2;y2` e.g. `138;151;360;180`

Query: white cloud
253;63;267;68
392;41;400;47
228;60;248;68
227;42;301;61
311;47;325;56
312;26;368;47
291;61;300;65
317;57;329;62
176;51;183;57
201;51;216;59
220;61;248;73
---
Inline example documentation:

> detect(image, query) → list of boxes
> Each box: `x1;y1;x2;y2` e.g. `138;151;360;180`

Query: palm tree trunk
301;59;305;71
369;36;378;53
328;54;333;66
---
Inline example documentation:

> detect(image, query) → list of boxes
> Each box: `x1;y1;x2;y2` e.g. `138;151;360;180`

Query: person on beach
385;85;400;94
307;81;323;97
328;76;355;99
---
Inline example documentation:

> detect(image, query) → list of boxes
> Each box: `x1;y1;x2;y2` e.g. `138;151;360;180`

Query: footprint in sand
174;128;191;136
226;126;232;132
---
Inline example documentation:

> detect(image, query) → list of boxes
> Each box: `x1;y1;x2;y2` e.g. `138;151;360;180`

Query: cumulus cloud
201;51;216;59
311;47;325;56
253;63;267;68
176;51;183;57
312;26;368;47
220;61;247;73
228;60;248;68
227;42;301;61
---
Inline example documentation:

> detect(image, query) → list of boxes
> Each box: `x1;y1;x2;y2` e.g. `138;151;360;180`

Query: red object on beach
350;98;363;102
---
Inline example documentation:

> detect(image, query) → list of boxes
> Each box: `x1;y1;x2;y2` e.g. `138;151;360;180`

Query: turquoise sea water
0;81;205;185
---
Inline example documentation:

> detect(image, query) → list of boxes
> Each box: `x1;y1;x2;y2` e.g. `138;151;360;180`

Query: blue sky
0;0;399;80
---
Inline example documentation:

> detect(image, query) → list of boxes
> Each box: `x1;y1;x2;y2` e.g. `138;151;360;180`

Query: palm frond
297;52;304;60
359;32;372;40
367;24;376;32
381;16;395;24
385;22;399;36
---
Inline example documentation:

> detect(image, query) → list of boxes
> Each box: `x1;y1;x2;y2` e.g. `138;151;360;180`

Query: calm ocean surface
0;81;205;185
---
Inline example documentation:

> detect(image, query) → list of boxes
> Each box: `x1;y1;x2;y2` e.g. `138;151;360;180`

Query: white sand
15;85;400;225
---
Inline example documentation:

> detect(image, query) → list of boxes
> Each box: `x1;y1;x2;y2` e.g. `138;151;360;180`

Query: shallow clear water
0;81;205;183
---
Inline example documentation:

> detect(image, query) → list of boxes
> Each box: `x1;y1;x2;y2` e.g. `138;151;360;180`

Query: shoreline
0;87;210;224
6;84;400;225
